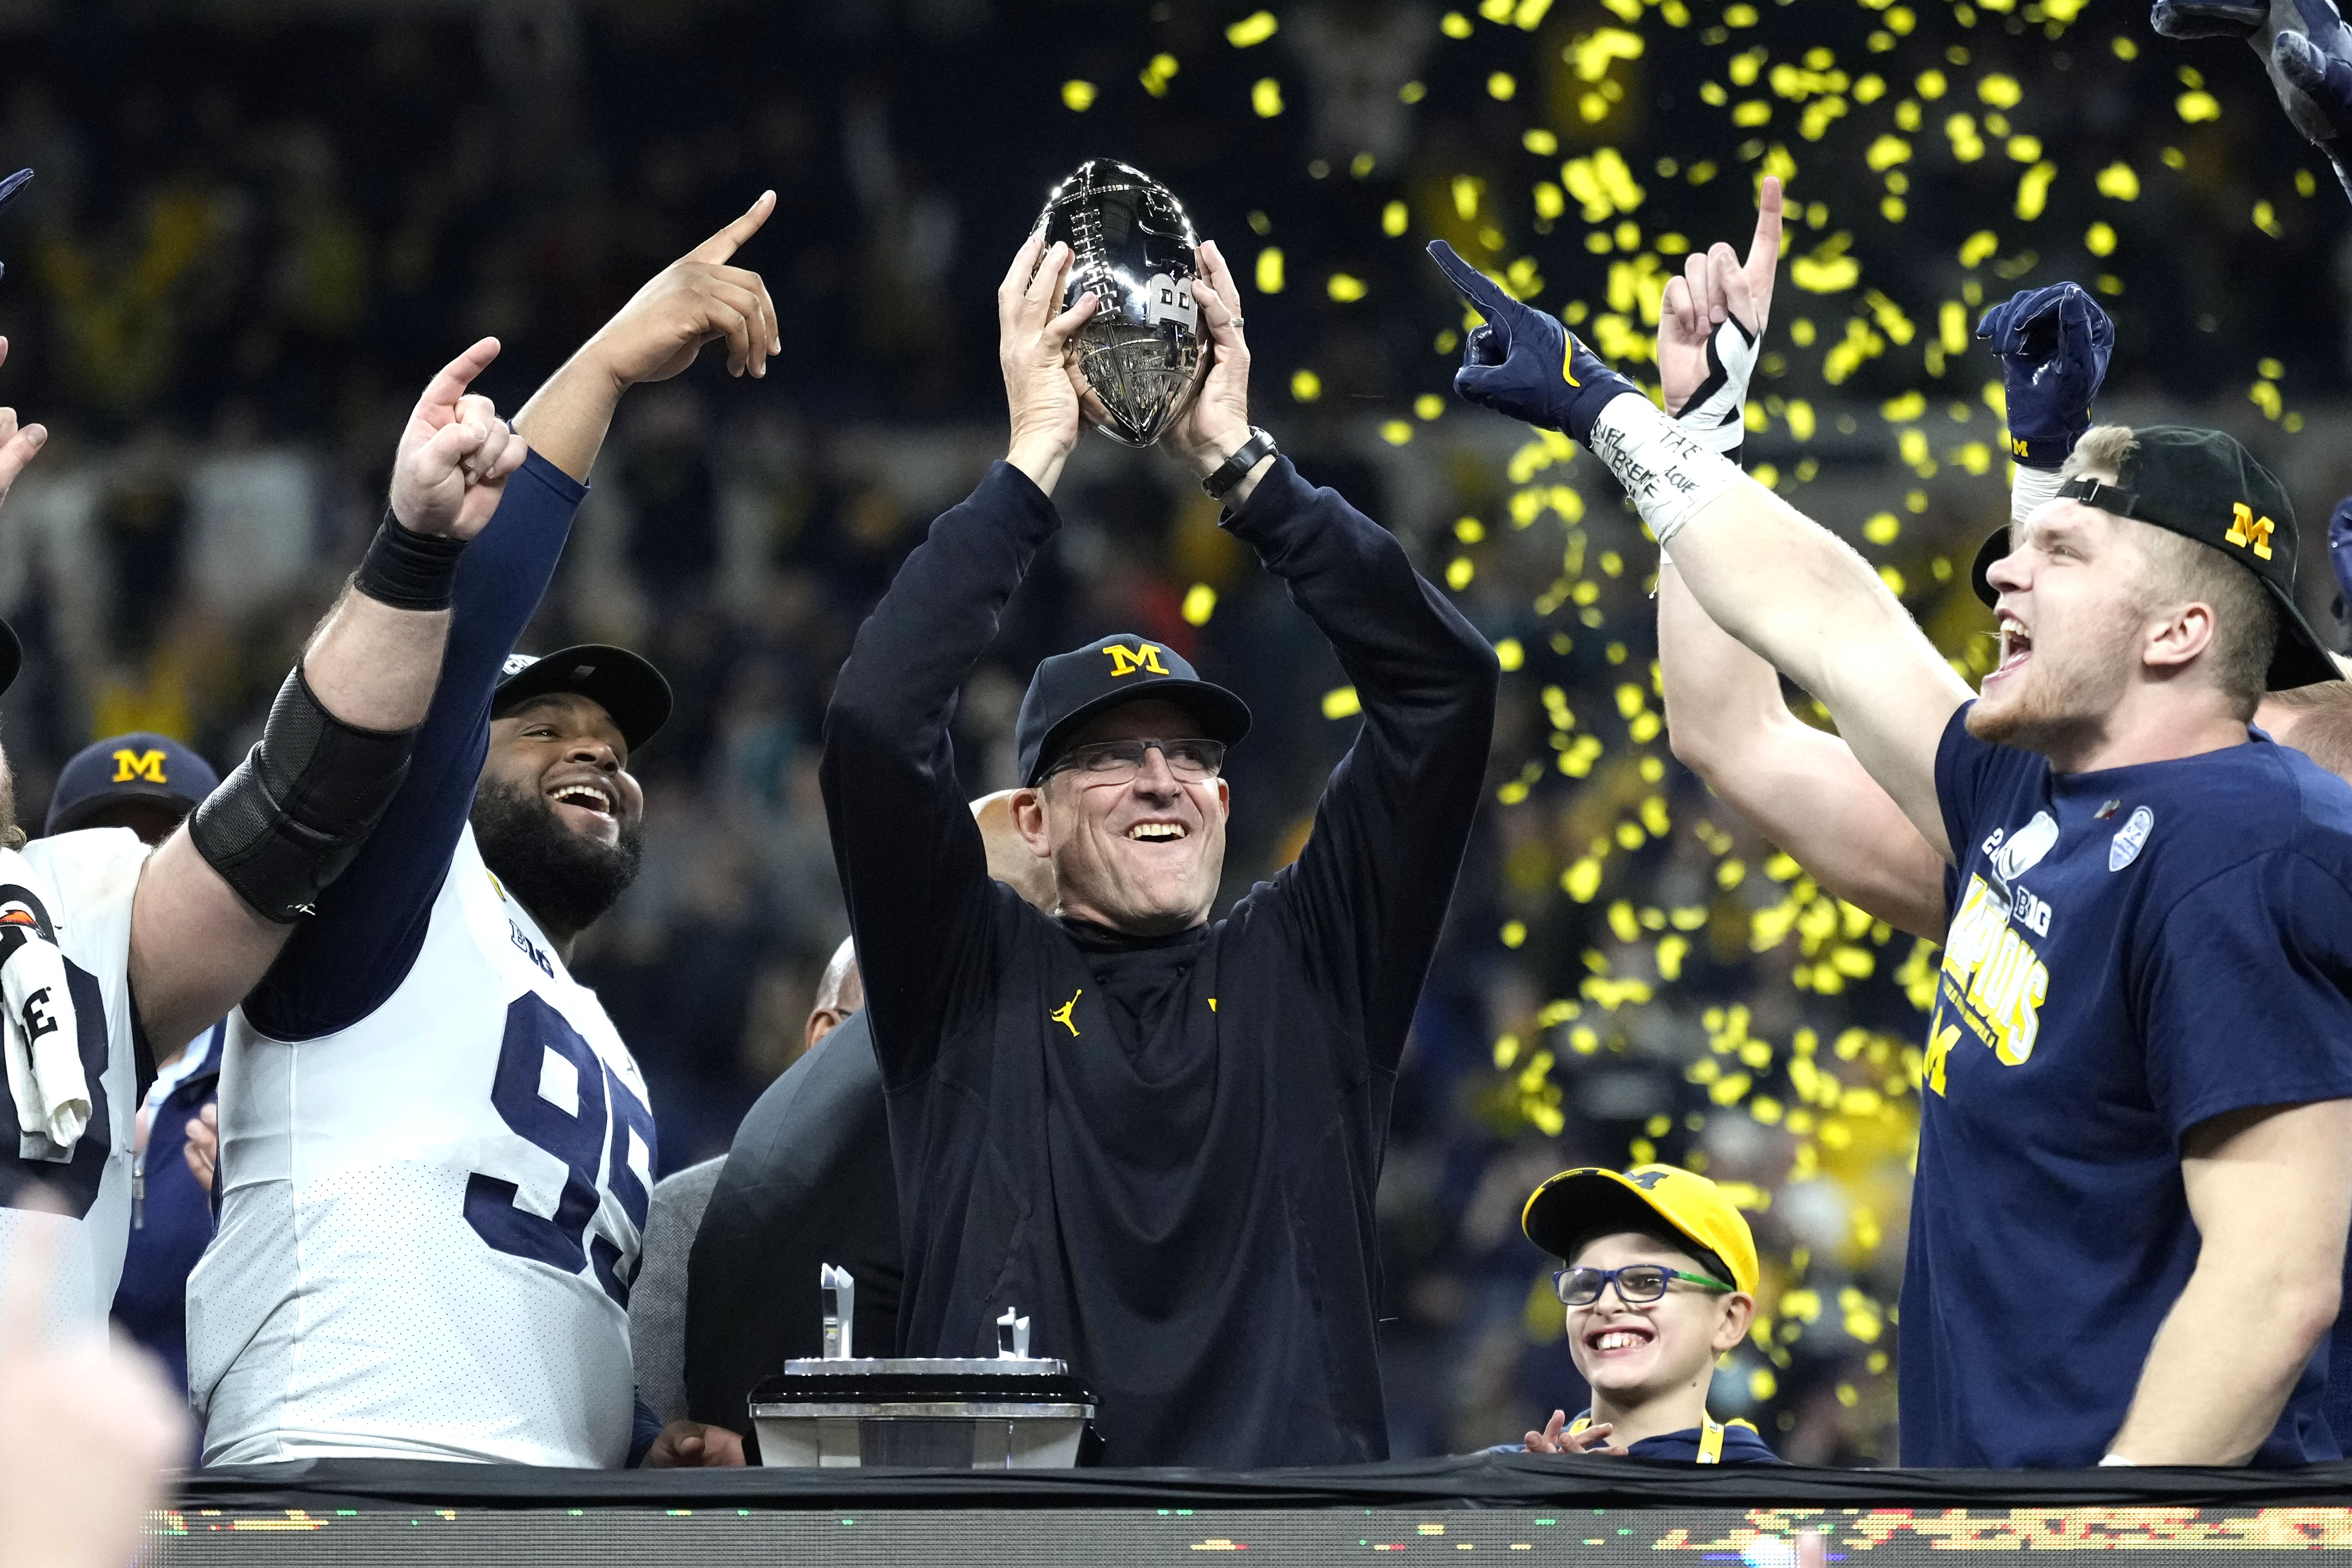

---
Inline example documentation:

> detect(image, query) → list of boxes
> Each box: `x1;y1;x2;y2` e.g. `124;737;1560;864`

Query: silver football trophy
1035;158;1208;447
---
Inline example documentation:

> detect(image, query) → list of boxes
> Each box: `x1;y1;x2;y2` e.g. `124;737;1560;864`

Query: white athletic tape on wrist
1592;392;1748;549
1673;315;1759;457
2011;462;2067;526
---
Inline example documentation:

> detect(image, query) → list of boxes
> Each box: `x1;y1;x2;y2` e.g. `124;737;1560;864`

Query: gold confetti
1321;687;1361;720
1061;80;1097;112
1225;11;1279;47
1251;78;1284;117
1256;248;1286;294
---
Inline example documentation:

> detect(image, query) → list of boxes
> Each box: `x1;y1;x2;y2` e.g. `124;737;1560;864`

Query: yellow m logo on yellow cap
111;749;167;785
1102;643;1170;678
2225;502;2275;561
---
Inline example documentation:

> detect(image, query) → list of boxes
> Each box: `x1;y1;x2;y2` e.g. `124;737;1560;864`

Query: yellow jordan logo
1103;643;1169;678
110;748;167;785
2225;502;2275;561
1051;989;1083;1036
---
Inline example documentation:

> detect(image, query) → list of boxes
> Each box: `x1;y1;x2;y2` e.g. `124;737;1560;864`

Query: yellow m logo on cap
111;749;167;785
2226;502;2275;561
1102;643;1170;678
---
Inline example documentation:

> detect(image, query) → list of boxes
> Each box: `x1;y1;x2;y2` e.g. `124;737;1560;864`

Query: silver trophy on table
1035;158;1208;447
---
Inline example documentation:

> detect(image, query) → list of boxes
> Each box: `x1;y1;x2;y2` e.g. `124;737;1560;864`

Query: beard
470;779;643;939
1967;595;2145;760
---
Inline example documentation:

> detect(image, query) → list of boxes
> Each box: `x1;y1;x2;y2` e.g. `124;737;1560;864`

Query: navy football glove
1425;240;1642;445
2155;0;2352;202
2149;0;2266;38
2328;493;2352;631
1975;283;2113;470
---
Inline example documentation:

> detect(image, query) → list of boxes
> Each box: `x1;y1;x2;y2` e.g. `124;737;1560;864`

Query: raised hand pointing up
388;337;528;541
588;190;783;387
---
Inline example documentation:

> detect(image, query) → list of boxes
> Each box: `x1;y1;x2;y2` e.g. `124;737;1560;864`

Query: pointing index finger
1744;174;1784;316
691;190;777;265
417;337;502;415
1426;240;1522;323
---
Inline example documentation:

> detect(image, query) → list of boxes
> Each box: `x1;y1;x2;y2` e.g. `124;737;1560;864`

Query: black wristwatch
1201;426;1278;500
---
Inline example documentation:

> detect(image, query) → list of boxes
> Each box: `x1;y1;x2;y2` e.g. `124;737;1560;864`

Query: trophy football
1035;158;1208;447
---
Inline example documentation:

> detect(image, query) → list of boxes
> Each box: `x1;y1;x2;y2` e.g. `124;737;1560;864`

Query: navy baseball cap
46;732;219;836
1969;425;2334;690
1015;633;1251;788
494;646;673;755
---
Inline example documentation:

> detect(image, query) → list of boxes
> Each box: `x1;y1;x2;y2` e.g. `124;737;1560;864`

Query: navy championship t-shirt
1906;705;2352;1468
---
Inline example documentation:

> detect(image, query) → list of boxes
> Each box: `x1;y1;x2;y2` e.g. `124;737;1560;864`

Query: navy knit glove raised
2327;494;2352;629
1975;283;2113;470
1426;240;1641;445
2155;0;2352;203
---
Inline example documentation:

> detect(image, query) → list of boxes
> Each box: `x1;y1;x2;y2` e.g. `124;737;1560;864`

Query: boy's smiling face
1565;1231;1754;1410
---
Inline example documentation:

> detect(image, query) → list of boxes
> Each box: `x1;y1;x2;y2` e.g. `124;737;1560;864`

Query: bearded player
0;331;524;1341
1434;200;2352;1467
188;196;779;1470
1654;197;2352;1458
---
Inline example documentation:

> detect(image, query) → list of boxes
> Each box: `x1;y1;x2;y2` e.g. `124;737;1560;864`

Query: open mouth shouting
1988;612;2032;690
546;774;620;839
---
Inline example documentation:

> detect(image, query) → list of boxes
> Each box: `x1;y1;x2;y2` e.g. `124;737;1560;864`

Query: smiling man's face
472;692;648;941
483;693;644;846
1013;698;1229;936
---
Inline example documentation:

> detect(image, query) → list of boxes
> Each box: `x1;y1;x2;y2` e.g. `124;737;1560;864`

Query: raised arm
1652;185;1948;938
128;340;527;1054
1157;241;1497;1063
820;232;1096;1087
1427;239;1968;859
1660;569;1948;939
242;194;781;1041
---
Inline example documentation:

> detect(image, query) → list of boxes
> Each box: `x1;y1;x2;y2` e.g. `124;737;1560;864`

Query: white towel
1;924;85;1160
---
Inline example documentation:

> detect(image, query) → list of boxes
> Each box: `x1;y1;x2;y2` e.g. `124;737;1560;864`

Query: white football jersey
0;829;147;1337
189;825;657;1467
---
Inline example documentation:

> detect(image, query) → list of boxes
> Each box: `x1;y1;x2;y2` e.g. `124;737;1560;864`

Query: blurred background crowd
1;0;2348;1464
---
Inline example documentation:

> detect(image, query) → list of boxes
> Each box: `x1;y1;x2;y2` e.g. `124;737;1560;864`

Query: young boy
1513;1163;1782;1463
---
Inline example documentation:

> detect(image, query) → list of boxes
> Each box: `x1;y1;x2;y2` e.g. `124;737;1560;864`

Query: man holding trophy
820;161;1497;1467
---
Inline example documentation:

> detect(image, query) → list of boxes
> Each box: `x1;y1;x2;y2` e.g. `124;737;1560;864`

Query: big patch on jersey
2109;806;2154;872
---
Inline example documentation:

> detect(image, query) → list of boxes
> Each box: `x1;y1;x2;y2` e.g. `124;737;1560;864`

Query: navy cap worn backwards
1015;634;1251;788
1969;425;2336;691
46;732;220;836
494;646;674;755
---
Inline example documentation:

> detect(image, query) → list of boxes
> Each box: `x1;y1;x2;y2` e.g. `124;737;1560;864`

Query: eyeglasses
1046;737;1226;785
1553;1263;1735;1306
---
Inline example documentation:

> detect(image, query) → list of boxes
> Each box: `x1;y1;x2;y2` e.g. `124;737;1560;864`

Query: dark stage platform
150;1453;2352;1564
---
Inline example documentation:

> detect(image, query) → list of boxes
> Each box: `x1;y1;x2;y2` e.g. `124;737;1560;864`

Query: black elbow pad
189;666;418;923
